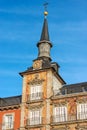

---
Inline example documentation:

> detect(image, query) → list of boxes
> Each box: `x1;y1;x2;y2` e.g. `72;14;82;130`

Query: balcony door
77;103;87;120
53;106;67;123
29;109;41;125
30;85;42;100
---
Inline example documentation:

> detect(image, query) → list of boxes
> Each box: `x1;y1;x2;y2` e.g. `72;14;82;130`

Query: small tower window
30;85;42;100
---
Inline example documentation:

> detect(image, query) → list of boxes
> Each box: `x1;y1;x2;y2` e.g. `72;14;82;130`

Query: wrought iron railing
77;112;87;120
51;115;67;123
51;112;87;124
27;92;43;102
26;117;43;126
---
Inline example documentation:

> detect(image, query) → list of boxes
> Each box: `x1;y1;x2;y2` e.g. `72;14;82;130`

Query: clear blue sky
0;0;87;97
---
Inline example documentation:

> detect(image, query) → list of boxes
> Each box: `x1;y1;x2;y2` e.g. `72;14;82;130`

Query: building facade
0;11;87;130
0;96;21;130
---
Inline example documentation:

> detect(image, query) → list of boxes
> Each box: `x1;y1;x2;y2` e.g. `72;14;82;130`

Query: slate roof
40;17;50;41
62;82;87;95
0;95;21;107
37;15;52;49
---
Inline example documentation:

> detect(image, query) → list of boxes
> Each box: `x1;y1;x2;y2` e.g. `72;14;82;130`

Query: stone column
20;76;26;130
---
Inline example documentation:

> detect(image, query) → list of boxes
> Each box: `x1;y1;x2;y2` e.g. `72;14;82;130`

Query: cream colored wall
52;74;62;94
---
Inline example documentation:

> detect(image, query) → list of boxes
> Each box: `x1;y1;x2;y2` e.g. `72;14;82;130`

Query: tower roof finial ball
44;11;48;16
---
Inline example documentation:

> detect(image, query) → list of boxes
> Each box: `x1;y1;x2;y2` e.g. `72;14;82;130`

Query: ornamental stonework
28;74;44;85
33;60;42;70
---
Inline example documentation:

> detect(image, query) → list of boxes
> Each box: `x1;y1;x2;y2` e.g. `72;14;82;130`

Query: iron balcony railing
77;112;87;120
26;117;43;126
27;92;43;102
51;112;87;124
51;115;67;123
2;121;14;130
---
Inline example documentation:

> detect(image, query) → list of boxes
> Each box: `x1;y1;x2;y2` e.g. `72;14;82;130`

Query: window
77;103;87;120
29;109;41;125
30;85;42;100
2;114;14;130
53;106;67;122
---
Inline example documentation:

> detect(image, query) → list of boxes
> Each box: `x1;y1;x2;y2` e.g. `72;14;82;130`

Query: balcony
51;115;67;124
26;117;43;127
51;113;87;125
2;122;14;130
77;112;87;120
27;92;43;103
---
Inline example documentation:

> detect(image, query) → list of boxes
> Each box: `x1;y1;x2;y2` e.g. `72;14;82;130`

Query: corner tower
20;9;66;130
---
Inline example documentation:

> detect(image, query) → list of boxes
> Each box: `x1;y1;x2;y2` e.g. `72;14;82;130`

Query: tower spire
40;2;49;41
40;15;50;41
37;4;52;61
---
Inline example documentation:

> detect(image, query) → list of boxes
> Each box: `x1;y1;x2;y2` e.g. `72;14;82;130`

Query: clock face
33;60;42;70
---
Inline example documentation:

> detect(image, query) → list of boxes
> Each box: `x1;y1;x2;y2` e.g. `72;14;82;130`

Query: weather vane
43;2;48;17
43;2;48;11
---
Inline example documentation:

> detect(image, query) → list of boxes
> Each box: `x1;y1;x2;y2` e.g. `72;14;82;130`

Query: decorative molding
0;105;20;111
75;124;87;130
51;92;87;100
28;103;44;109
52;125;70;130
76;97;87;103
56;128;65;130
53;101;67;106
28;74;44;85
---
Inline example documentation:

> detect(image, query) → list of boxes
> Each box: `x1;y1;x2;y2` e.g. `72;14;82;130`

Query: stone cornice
0;104;20;111
51;119;87;126
51;92;87;100
27;102;44;109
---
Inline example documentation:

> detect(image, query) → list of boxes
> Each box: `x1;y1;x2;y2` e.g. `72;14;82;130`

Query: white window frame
29;109;41;125
77;103;87;120
53;105;67;122
2;113;14;130
30;85;42;100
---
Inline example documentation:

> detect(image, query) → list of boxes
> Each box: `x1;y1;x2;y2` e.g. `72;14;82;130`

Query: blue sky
0;0;87;97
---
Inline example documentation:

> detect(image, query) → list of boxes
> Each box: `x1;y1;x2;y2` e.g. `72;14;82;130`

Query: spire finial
43;2;48;17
